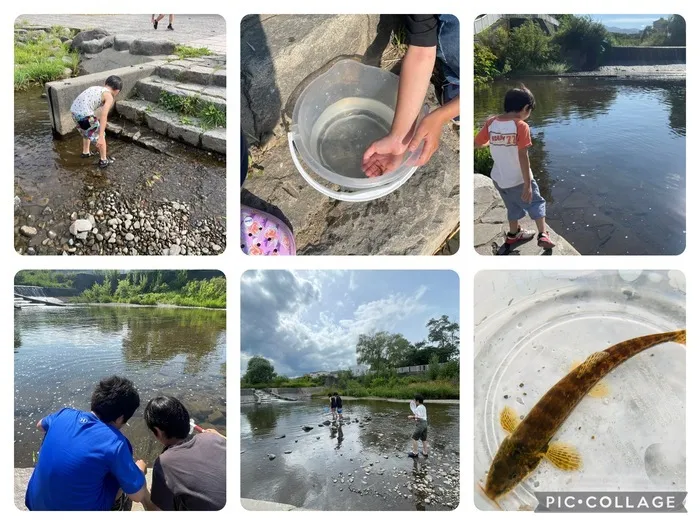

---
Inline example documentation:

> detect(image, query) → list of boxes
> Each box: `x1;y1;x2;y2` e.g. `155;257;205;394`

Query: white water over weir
14;286;66;307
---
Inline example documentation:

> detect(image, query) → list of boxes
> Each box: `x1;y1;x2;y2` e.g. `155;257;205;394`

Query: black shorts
412;420;428;441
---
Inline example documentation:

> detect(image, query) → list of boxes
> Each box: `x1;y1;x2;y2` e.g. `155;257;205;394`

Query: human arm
407;95;460;166
516;121;533;203
97;92;114;146
361;44;437;177
127;484;161;511
111;443;158;509
474;118;493;149
203;428;227;439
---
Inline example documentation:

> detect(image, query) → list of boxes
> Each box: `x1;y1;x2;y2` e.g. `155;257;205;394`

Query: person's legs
412;439;419;455
81;137;91;155
168;15;174;30
437;15;459;121
526;180;556;249
495;183;534;243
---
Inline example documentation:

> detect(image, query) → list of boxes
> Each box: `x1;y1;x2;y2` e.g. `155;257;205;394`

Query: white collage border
1;0;695;522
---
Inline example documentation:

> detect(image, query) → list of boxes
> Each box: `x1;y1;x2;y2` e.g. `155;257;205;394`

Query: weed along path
14;16;227;255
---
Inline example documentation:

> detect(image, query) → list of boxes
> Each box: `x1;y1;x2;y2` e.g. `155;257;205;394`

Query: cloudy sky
240;270;459;377
590;14;671;30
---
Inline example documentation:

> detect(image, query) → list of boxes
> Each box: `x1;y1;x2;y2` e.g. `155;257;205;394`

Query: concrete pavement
16;14;226;54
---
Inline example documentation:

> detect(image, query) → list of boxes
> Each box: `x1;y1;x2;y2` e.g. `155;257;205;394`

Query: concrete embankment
474;173;580;256
241;498;302;511
15;468;152;511
45;63;161;135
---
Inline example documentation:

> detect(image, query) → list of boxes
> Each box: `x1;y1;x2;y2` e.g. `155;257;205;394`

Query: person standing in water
408;394;428;458
329;393;337;421
152;14;175;30
70;75;121;169
362;15;459;177
334;392;344;421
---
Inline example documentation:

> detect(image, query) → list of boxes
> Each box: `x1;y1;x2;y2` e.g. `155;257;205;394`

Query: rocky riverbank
16;190;225;256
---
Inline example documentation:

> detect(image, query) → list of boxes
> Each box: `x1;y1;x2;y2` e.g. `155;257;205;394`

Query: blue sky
590;14;671;30
240;270;459;377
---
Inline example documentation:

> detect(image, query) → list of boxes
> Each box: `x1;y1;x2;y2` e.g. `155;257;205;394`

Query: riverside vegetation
474;14;687;85
242;316;460;399
14;24;79;90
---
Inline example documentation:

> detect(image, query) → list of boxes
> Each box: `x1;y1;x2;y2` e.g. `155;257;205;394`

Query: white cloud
240;271;428;377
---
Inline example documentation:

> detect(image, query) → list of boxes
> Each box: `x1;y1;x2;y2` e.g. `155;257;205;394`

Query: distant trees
356;315;460;370
243;356;276;385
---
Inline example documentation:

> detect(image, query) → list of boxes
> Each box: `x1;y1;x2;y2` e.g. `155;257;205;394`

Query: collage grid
3;0;695;520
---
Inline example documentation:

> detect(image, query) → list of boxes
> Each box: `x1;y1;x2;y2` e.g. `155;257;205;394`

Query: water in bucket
309;97;394;179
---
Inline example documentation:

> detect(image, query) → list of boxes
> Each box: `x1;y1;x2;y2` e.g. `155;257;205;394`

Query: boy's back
475;115;532;189
25;408;144;510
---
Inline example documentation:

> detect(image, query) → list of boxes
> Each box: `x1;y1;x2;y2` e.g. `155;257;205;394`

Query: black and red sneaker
538;231;556;249
505;227;535;245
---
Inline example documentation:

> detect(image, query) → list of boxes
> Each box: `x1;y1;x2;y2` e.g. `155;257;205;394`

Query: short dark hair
90;376;140;424
504;85;536;113
414;394;424;404
333;392;338;396
144;396;190;440
105;75;123;91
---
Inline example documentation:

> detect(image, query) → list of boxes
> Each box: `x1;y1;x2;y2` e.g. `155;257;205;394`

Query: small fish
483;329;686;502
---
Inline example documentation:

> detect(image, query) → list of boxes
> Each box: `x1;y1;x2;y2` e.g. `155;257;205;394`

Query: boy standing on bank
70;75;122;169
408;394;428;458
474;85;556;250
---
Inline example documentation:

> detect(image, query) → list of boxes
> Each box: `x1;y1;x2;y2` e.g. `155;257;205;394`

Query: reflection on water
240;399;460;510
14;306;226;467
475;78;686;255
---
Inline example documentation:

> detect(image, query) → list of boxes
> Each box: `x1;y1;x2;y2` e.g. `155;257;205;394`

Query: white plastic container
288;60;426;202
474;271;686;511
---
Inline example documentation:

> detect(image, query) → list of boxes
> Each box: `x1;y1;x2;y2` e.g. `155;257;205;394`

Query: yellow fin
499;406;519;434
575;352;608;378
571;360;609;397
675;330;686;345
545;441;582;471
588;382;610;398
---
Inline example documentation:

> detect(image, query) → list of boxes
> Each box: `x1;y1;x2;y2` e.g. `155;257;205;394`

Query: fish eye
510;473;517;480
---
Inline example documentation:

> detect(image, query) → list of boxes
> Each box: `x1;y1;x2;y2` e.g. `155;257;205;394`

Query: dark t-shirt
335;396;343;409
150;432;226;511
330;397;337;409
404;15;440;47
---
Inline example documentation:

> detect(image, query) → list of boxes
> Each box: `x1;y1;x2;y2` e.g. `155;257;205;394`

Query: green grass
158;92;226;129
474;127;494;175
325;381;459;400
174;45;212;59
14;28;78;90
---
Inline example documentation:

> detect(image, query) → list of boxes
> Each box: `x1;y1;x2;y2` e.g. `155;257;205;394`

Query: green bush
553;16;610;70
506;21;555;73
14;29;78;90
474;127;494;175
474;42;499;85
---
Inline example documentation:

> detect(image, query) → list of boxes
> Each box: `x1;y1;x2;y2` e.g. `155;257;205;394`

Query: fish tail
673;329;686;345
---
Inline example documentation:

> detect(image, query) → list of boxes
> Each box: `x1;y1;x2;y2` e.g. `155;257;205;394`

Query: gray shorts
412;420;428;441
494;179;547;222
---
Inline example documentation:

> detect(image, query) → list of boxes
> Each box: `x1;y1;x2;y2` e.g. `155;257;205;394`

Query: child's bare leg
97;139;107;161
422;441;428;455
156;14;165;22
508;220;520;235
169;15;174;25
535;217;547;234
82;138;90;155
412;439;419;454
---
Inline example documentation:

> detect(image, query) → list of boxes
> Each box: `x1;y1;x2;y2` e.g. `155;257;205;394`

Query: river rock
284;450;292;454
125;233;135;242
169;244;182;256
207;410;225;425
268;454;276;460
130;38;176;56
275;434;286;439
323;420;331;426
20;225;37;237
113;35;136;52
70;28;110;51
69;219;93;239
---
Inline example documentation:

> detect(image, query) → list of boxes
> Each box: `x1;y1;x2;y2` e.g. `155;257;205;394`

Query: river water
240;399;460;510
474;78;686;255
14;305;226;467
14;89;226;254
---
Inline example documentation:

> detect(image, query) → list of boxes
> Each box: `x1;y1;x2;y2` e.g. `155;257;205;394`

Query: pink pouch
241;205;296;255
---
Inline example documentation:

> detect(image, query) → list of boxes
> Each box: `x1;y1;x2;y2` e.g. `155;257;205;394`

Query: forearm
519;153;531;183
391;45;437;139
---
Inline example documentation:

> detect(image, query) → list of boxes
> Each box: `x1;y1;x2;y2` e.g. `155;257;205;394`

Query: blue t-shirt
25;408;146;511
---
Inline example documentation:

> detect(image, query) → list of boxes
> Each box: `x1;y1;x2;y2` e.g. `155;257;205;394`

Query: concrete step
135;76;226;114
241;14;386;142
156;60;226;87
115;99;226;155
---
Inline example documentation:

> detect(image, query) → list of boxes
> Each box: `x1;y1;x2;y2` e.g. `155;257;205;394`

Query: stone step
115;99;226;155
156;61;226;87
135;76;226;114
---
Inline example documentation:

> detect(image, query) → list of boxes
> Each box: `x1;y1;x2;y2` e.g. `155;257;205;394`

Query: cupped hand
361;134;408;178
407;111;444;167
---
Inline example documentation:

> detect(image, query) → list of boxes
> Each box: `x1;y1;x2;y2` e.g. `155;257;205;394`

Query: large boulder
70;28;110;51
130;38;176;56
